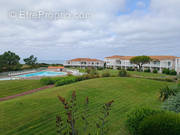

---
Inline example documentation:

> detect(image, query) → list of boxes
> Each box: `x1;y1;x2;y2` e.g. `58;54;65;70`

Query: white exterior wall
175;58;180;74
104;58;176;71
64;60;104;67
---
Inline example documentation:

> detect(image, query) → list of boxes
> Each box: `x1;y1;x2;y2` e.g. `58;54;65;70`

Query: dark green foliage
169;69;177;75
102;72;111;77
127;67;135;71
162;92;180;113
163;68;177;75
138;112;180;135
153;69;158;73
40;77;55;85
23;55;38;67
117;67;121;70
159;86;177;101
40;74;100;87
97;67;104;70
148;77;175;82
162;68;170;74
144;69;151;73
55;76;77;86
126;107;163;135
130;56;151;71
118;69;127;77
0;51;21;71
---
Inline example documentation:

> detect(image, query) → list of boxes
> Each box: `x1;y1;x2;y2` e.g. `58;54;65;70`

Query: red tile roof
105;55;124;59
69;58;103;62
48;66;64;69
105;55;177;60
150;56;176;60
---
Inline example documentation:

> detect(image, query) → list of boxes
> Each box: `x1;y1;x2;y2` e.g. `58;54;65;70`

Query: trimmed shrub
144;69;151;73
40;77;55;85
90;69;99;76
118;69;127;77
102;72;111;77
97;67;104;70
150;77;175;82
162;68;170;74
138;112;180;135
55;76;77;86
117;67;121;70
169;69;177;75
153;69;158;73
127;67;135;71
126;107;163;135
159;86;177;101
162;92;180;113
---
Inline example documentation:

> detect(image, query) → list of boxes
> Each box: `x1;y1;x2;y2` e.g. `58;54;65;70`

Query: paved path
0;85;54;102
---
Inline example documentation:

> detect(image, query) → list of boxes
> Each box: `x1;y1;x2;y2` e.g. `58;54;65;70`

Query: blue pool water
18;71;67;77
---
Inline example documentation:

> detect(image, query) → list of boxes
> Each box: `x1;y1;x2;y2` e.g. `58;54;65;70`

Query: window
168;62;171;66
92;62;94;64
116;60;121;64
153;61;160;65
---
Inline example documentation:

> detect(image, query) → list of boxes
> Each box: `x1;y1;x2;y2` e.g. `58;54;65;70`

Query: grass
0;80;45;98
97;69;176;78
0;77;174;135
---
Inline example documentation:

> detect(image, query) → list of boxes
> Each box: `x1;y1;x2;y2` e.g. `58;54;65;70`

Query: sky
0;0;180;61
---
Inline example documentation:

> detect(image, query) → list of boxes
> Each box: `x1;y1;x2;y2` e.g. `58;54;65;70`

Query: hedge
126;107;163;135
138;112;180;135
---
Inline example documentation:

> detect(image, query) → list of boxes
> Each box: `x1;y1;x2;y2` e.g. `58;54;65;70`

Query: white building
64;58;104;68
175;57;180;74
104;55;180;74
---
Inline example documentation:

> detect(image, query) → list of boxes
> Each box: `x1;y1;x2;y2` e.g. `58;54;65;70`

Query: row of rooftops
67;56;180;62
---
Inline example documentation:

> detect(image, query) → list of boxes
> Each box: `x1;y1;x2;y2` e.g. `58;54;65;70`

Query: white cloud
0;0;180;60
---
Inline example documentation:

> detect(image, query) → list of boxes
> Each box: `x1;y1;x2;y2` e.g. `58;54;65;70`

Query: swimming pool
17;71;67;77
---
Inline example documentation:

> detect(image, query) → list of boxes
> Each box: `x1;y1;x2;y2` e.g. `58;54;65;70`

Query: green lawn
0;77;174;135
98;69;176;78
0;80;45;98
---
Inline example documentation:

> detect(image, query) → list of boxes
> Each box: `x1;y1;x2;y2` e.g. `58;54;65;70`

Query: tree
1;51;21;71
130;56;151;71
24;55;38;67
0;55;4;72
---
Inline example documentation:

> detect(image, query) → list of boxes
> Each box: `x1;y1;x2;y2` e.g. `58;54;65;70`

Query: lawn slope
0;80;44;98
0;77;174;135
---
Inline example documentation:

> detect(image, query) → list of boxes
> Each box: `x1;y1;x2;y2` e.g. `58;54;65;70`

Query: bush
90;69;99;76
169;69;177;75
153;69;158;73
159;86;177;101
102;72;111;77
55;76;77;86
144;69;151;73
118;69;127;77
97;67;104;70
162;68;170;74
146;77;175;82
117;67;121;70
85;68;92;74
162;92;180;113
40;77;55;85
138;112;180;135
126;107;163;135
127;67;135;71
